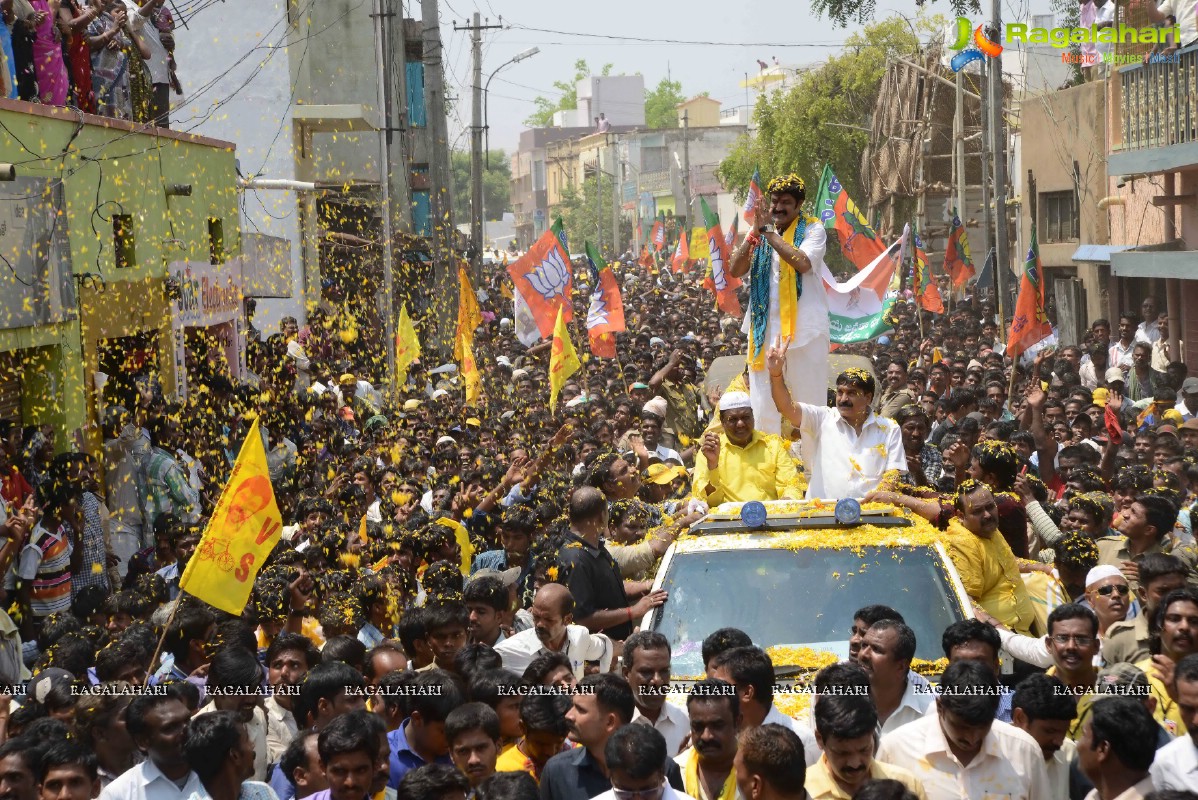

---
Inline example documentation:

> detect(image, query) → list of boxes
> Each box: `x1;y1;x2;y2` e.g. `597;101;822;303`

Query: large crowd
3;179;1198;800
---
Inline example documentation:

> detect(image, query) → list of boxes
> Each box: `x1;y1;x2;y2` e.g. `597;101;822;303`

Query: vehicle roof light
834;498;862;525
740;500;768;529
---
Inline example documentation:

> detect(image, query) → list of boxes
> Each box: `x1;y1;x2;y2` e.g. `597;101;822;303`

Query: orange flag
1008;224;1055;359
670;231;690;273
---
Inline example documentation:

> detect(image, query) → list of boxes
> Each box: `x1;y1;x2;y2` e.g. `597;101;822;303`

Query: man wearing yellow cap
729;174;829;438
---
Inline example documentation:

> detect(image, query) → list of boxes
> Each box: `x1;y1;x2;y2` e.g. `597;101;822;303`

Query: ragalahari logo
949;17;1003;72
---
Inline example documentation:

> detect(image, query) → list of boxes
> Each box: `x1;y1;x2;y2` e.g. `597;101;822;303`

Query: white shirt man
877;714;1050;800
635;703;690;759
98;758;204;800
494;623;612;680
1150;732;1198;790
797;403;905;500
880;672;937;736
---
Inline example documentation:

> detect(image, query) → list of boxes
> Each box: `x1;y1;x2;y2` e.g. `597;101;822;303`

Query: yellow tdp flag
549;305;580;411
460;330;481;406
454;265;482;358
179;417;282;615
395;304;421;386
689;225;710;259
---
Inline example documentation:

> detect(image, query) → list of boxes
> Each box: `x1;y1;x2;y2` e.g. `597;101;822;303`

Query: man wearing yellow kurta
692;392;803;506
945;481;1037;635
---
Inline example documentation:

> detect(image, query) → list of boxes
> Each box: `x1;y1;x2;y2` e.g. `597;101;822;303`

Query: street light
484;47;539;169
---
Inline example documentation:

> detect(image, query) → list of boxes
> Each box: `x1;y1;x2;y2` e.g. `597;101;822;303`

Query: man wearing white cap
691;391;802;504
632;397;681;466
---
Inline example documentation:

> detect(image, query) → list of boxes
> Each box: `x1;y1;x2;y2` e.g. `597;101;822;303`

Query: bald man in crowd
494;583;614;679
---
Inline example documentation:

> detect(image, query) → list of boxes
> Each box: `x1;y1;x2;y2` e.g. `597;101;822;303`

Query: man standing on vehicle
766;346;906;500
691;392;803;505
728;174;830;437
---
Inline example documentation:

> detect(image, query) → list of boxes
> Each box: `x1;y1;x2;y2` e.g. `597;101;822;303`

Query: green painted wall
0;102;239;448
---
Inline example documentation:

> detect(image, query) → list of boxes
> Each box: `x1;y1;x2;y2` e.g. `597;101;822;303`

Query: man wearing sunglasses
1084;565;1133;640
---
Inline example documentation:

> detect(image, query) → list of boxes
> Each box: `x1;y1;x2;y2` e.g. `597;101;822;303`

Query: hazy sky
435;0;1053;155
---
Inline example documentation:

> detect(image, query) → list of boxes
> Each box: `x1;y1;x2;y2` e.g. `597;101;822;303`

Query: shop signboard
169;259;244;398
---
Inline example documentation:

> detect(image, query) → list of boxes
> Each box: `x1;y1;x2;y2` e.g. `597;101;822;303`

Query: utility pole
459;14;502;277
681;110;691;231
978;58;993;315
423;0;456;352
988;0;1010;328
610;139;619;255
371;0;397;389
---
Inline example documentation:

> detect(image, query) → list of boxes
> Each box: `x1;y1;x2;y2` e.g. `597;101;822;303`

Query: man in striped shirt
17;473;82;635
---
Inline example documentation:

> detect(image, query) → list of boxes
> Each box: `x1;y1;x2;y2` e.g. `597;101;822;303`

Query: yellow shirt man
805;755;927;800
691;431;803;506
945;518;1037;635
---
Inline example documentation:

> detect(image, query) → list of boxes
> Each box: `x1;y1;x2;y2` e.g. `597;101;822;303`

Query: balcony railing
1120;44;1198;151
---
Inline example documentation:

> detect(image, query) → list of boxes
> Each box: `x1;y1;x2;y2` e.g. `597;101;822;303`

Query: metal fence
1120;44;1198;151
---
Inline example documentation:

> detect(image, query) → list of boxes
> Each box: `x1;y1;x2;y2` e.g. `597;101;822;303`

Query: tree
450;149;511;223
556;176;634;260
644;77;685;129
716;16;929;210
524;60;613;127
812;0;977;27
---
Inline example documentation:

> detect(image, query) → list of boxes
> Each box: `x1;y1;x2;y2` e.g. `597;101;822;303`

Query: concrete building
1103;37;1198;365
539;124;747;252
677;96;722;128
1017;80;1110;344
552;75;646;128
511;126;595;247
178;0;450;343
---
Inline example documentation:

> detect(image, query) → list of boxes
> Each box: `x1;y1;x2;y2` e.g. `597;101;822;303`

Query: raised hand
701;431;721;470
766;335;790;377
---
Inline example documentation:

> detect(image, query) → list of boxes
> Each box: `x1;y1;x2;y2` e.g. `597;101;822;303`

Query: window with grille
1040;191;1079;243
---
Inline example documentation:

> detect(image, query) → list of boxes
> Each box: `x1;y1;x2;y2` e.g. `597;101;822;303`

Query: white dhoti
742;220;831;442
747;336;830;436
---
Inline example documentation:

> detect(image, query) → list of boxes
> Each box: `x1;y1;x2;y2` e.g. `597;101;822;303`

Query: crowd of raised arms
2;246;1198;800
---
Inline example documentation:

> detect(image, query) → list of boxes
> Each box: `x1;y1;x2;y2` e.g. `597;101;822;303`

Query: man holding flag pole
729;173;830;437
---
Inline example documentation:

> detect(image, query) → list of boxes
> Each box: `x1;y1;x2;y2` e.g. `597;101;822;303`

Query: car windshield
651;544;966;676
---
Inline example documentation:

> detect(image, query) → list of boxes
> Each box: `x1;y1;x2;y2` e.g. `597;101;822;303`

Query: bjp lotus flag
584;241;624;359
507;229;573;338
179;417;281;615
1008;224;1056;360
701;197;741;315
670;231;690;273
548;305;580;411
459;330;480;405
454;265;482;358
944;210;975;288
650;219;665;252
913;229;944;314
395;304;420;385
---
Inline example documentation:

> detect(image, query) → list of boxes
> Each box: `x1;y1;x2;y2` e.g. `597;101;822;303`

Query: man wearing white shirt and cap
691;392;802;505
767;343;906;500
